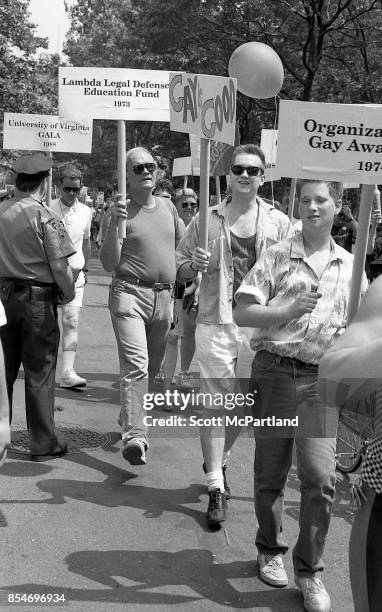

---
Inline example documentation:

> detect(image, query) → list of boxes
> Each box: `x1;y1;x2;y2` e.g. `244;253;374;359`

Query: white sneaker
257;552;288;587
154;367;165;383
60;369;87;388
177;371;193;388
295;575;331;612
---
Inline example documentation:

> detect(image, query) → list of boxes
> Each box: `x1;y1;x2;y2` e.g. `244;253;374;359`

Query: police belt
0;278;55;289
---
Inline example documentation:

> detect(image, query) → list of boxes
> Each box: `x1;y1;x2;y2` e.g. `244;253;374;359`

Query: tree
0;0;60;164
61;0;382;187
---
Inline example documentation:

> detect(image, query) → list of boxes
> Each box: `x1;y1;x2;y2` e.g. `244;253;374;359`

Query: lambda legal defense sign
3;113;93;153
59;67;170;122
169;72;237;146
276;100;382;184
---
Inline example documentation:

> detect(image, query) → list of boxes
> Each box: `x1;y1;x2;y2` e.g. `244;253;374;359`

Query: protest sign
276;99;380;321
3;113;93;153
172;157;192;177
276;100;382;184
59;67;170;122
169;72;237;146
189;123;239;177
260;128;281;182
59;67;171;238
170;72;237;250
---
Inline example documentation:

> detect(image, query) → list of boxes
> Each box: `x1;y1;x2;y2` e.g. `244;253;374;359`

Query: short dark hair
153;178;174;198
15;171;50;193
231;144;266;168
58;164;82;184
296;179;343;202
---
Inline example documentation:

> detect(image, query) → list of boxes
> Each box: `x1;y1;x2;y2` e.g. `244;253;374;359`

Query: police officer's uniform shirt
0;192;75;283
50;199;92;271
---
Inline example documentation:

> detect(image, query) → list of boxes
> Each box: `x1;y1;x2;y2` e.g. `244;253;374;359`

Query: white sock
62;350;76;373
222;450;230;467
206;470;225;493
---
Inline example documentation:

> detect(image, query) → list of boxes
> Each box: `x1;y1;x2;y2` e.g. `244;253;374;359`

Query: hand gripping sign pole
117;120;127;238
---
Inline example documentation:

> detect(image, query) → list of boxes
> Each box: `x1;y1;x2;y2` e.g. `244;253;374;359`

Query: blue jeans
109;279;172;445
251;350;339;576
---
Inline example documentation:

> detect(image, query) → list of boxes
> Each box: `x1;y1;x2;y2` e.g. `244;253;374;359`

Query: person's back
0;154;75;462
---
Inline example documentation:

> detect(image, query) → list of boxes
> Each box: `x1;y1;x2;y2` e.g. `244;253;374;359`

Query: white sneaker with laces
177;371;193;388
294;574;331;612
60;369;87;388
257;552;288;587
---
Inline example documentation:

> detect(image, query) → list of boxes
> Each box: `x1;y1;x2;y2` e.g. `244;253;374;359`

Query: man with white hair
100;147;184;466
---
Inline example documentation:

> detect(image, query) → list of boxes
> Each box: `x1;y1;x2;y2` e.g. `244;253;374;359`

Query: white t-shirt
49;199;92;270
0;301;6;326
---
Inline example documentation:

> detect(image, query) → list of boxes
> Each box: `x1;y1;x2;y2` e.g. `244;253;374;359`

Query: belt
277;354;318;370
115;276;174;291
0;278;55;288
261;350;318;370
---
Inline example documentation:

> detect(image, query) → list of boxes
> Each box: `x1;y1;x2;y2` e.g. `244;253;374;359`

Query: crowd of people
0;144;380;612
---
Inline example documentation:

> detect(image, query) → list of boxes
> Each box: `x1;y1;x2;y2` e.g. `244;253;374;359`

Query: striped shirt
236;231;368;364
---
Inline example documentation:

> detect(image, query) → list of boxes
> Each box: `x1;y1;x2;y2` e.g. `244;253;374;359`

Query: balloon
228;42;284;99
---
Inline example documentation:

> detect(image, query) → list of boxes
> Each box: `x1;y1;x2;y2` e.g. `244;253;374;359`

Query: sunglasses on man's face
181;201;198;209
62;186;81;193
230;165;264;177
132;163;157;175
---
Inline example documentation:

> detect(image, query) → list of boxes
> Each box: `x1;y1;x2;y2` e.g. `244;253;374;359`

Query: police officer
0;154;75;461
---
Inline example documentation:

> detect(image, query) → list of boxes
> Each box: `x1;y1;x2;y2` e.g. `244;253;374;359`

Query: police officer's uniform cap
12;155;52;175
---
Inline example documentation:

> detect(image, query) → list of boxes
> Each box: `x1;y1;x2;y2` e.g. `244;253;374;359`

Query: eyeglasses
132;163;157;175
181;201;198;209
230;165;264;177
62;186;81;193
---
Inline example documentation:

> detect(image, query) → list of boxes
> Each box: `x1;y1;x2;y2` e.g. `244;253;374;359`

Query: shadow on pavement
2;550;305;609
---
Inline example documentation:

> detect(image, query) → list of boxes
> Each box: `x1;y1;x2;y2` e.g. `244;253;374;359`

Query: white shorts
195;322;254;405
60;270;85;309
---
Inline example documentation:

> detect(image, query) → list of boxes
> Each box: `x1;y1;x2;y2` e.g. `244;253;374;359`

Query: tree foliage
0;0;60;166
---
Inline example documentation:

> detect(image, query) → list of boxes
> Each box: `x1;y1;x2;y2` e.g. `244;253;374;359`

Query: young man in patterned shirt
234;179;368;612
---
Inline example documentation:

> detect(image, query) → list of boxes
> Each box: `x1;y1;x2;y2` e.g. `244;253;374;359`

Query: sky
28;0;72;56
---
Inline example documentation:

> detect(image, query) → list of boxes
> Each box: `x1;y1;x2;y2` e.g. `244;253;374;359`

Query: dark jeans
251;350;339;576
0;285;60;454
350;485;382;612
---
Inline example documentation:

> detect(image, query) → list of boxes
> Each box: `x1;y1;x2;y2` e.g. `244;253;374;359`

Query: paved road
0;247;356;611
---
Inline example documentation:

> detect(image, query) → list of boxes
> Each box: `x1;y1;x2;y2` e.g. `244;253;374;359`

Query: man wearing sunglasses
100;147;184;466
50;165;92;389
176;144;292;526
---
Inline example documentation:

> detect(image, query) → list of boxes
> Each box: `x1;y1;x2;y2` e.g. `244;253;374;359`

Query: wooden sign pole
199;138;211;251
347;183;374;323
117;120;127;238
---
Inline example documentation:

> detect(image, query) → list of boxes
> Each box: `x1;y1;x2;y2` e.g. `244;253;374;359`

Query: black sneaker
207;488;227;526
202;462;231;499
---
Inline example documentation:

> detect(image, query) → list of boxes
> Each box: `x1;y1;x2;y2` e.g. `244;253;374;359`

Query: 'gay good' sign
169;73;236;146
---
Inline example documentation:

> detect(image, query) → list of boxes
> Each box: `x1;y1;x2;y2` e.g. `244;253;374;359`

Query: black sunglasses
132;163;157;175
181;201;198;209
231;165;264;177
62;186;81;193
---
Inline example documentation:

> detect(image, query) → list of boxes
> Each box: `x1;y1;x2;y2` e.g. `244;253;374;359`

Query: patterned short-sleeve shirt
235;231;368;364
